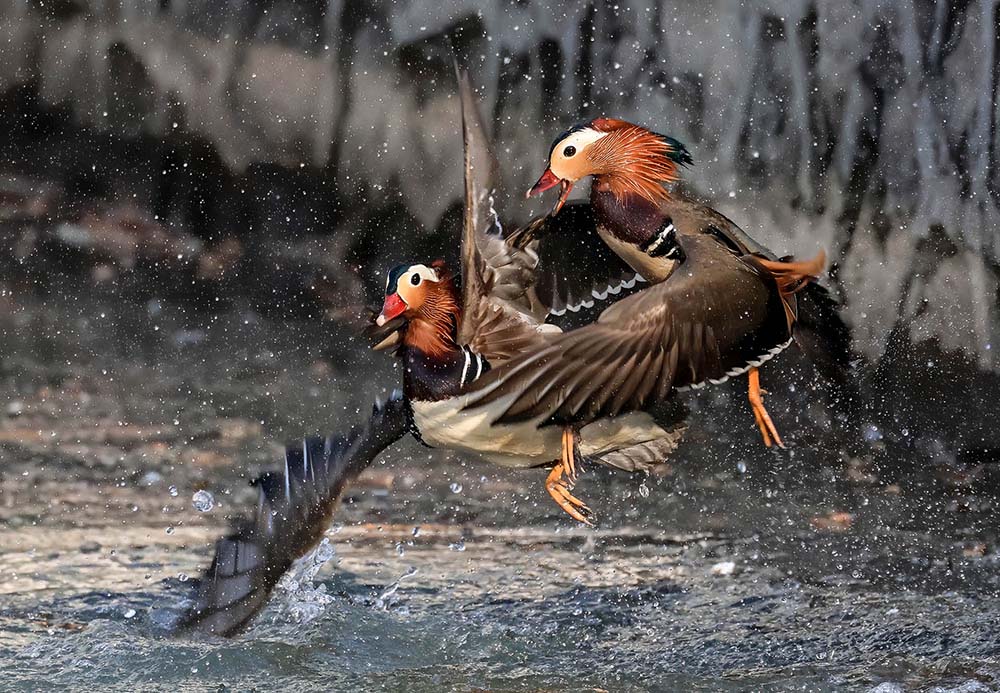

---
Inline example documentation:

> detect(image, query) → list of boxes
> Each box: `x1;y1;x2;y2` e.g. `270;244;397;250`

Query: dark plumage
466;233;816;429
655;133;694;167
174;394;411;637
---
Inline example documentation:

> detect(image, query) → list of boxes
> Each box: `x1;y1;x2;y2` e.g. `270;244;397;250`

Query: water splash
487;192;503;236
374;566;418;612
269;538;339;626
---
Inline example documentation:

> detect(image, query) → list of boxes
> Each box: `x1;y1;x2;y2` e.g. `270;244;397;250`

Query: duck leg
545;428;594;525
748;367;785;449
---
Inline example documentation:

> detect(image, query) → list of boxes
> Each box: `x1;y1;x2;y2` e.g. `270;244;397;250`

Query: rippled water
4;467;1000;692
2;301;999;691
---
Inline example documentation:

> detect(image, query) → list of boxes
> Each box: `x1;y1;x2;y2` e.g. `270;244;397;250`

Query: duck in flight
518;116;836;449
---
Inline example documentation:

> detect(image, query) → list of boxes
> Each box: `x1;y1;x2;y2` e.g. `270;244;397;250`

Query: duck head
527;118;693;214
372;261;461;358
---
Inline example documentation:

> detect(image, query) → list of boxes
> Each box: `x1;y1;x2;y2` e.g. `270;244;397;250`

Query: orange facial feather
587;121;687;205
403;267;461;359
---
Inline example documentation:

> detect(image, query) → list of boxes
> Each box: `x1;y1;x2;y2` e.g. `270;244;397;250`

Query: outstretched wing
505;202;646;324
174;393;410;637
464;235;792;427
453;64;553;362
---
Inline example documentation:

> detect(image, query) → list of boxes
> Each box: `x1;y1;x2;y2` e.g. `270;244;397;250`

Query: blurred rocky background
1;0;998;480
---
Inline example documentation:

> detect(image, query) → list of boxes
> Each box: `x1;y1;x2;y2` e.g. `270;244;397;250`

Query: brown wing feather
465;235;790;427
664;190;775;258
453;65;552;362
455;66;501;332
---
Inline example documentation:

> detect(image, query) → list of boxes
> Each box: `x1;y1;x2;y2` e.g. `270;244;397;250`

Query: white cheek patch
408;264;440;283
550;128;609;178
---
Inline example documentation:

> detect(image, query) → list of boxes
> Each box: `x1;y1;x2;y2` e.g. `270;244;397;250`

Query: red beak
376;293;407;326
527;168;561;197
526;168;574;216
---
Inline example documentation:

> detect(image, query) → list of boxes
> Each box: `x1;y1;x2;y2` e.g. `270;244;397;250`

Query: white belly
411;394;671;468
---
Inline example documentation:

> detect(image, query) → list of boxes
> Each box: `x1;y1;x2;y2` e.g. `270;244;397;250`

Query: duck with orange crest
507;117;851;449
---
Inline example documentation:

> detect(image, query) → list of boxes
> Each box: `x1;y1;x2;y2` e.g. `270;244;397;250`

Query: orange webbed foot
748;367;785;449
545;428;594;525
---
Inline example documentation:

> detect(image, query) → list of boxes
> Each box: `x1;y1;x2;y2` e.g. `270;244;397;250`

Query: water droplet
165;526;175;535
411;526;421;538
168;485;178;497
123;608;136;619
395;542;406;556
737;461;747;474
449;538;466;552
177;572;189;582
313;538;335;563
638;482;650;498
191;489;215;512
449;482;463;494
862;425;882;442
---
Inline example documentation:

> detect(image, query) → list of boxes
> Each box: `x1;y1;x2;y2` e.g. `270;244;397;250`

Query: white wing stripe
460;348;472;387
552;273;645;317
676;339;795;392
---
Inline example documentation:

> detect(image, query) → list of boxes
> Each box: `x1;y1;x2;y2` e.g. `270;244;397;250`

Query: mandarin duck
514;117;849;448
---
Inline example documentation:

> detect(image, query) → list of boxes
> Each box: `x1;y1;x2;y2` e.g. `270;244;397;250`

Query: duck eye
563;145;577;157
410;273;421;286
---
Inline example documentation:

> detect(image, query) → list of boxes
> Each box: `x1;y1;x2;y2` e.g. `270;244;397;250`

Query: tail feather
751;249;855;388
173;392;410;638
749;249;826;330
795;281;855;386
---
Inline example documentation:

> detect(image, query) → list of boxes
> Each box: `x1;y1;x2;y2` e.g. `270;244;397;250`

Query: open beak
369;293;408;351
369;317;404;351
526;168;574;216
375;293;407;327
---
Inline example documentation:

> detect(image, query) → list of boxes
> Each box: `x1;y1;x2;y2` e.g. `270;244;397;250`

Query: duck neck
590;176;669;246
404;317;459;361
583;125;686;246
399;290;472;403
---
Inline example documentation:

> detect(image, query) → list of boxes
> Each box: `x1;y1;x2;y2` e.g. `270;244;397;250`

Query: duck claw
546;475;594;525
748;367;785;449
546;427;594;525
